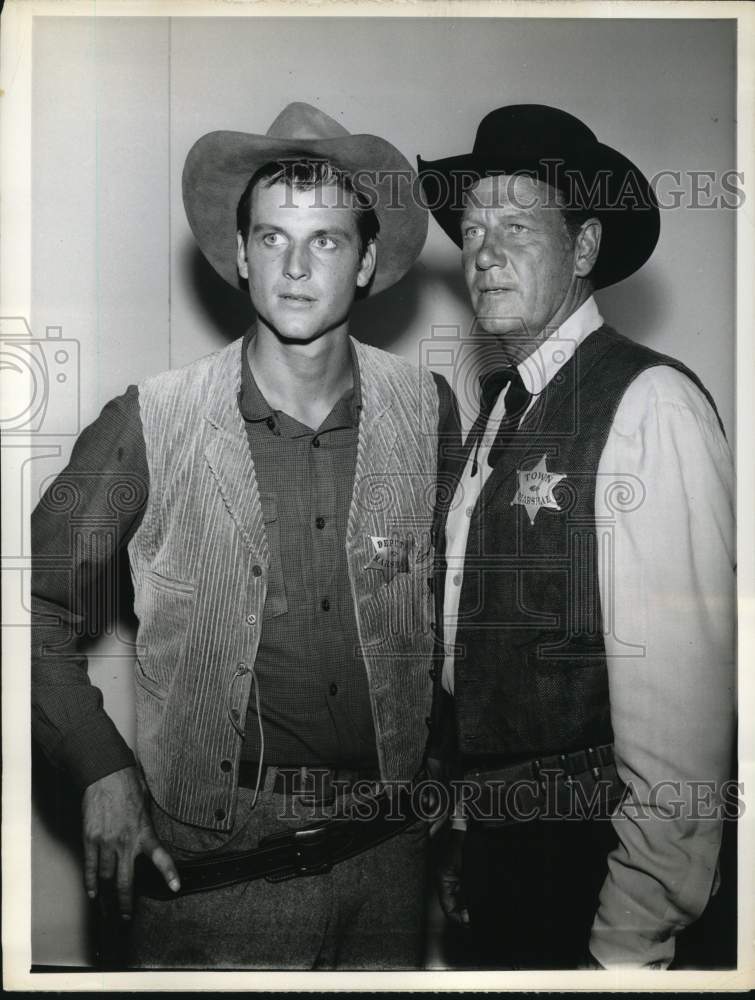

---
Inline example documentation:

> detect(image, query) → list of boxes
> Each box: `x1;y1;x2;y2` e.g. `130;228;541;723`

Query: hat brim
183;131;427;296
417;143;660;290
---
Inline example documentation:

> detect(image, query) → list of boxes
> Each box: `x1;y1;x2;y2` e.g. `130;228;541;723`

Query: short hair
560;205;598;244
236;158;380;255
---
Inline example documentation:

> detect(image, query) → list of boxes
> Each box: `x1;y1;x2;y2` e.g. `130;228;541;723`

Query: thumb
141;826;181;893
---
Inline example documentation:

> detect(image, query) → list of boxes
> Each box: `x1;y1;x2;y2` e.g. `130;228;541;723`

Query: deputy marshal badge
511;455;566;525
366;535;412;583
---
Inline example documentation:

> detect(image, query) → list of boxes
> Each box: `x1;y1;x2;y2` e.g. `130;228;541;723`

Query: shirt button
252;564;262;577
329;683;338;696
315;516;326;529
266;416;275;430
312;437;321;448
214;808;226;822
237;661;249;674
321;598;330;611
245;613;257;625
220;759;232;773
453;573;462;587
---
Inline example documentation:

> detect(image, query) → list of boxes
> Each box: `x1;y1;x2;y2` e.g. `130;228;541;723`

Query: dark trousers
463;816;617;969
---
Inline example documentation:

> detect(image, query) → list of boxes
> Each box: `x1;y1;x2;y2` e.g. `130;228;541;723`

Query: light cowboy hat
183;102;428;296
417;104;660;290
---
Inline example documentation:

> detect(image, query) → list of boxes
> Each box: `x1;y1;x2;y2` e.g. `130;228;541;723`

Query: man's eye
462;225;484;241
312;236;337;250
262;233;286;246
507;223;527;235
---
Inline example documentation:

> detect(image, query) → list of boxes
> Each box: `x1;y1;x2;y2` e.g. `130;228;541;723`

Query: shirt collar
517;296;604;397
238;329;362;428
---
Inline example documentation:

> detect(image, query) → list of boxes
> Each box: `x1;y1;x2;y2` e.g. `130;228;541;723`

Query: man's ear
236;232;249;280
356;240;377;289
573;218;602;279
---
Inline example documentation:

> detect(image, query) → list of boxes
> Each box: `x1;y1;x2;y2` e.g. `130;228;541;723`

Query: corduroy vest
130;337;439;830
449;326;721;764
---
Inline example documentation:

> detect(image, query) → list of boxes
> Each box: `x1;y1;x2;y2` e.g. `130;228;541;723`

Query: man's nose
475;233;506;270
284;243;310;280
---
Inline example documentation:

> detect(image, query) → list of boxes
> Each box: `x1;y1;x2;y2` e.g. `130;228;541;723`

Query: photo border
2;0;753;991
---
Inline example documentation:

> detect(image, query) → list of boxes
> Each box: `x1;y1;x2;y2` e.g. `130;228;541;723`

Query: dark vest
431;325;722;767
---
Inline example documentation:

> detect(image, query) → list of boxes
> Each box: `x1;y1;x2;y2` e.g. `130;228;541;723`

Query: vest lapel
203;341;269;562
347;339;398;549
475;328;616;516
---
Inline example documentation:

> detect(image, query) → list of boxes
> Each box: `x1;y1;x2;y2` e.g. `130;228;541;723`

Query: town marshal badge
511;455;566;525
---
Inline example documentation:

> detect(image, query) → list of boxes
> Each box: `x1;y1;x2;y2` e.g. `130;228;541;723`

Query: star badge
366;535;412;583
511;454;566;525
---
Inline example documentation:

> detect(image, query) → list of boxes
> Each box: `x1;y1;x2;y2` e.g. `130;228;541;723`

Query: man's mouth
279;292;316;303
478;285;515;295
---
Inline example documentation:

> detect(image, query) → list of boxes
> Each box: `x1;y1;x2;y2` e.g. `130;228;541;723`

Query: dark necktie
470;367;532;476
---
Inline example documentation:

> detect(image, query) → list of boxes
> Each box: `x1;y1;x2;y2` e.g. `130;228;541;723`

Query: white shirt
442;297;736;967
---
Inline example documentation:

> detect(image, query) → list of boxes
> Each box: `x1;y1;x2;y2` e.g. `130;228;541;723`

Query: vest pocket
135;659;168;699
137;569;195;692
376;566;434;643
145;567;195;595
259;493;288;619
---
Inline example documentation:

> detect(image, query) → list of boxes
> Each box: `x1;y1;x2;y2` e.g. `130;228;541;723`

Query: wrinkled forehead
462;174;565;217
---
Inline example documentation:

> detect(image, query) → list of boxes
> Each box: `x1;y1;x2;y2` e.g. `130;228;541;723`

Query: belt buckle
291;825;335;876
260;823;335;883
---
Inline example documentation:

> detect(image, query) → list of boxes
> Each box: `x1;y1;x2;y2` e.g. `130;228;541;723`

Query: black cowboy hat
183;102;427;296
417;104;660;290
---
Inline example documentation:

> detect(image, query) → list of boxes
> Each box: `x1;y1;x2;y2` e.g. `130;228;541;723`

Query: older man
418;105;735;969
32;102;458;969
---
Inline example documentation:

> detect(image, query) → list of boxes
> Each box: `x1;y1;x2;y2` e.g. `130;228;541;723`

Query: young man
418;104;735;969
32;102;458;969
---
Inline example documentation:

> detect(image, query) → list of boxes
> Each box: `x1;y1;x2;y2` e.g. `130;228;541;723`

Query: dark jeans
463;816;617;969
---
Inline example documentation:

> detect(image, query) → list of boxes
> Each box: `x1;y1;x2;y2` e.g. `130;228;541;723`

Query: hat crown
265;102;351;142
473;104;598;158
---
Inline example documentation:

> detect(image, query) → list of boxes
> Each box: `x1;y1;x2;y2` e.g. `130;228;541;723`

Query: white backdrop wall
30;15;736;966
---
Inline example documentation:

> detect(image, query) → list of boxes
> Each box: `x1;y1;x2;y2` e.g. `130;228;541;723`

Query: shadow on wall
32;746;98;968
32;557;140;969
596;265;670;349
353;259;472;351
184;243;255;347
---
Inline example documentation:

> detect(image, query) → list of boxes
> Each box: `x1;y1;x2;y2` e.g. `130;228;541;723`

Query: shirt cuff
589;921;675;969
54;713;137;790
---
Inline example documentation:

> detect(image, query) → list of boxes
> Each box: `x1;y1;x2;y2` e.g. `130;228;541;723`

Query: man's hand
82;765;180;919
435;826;470;926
